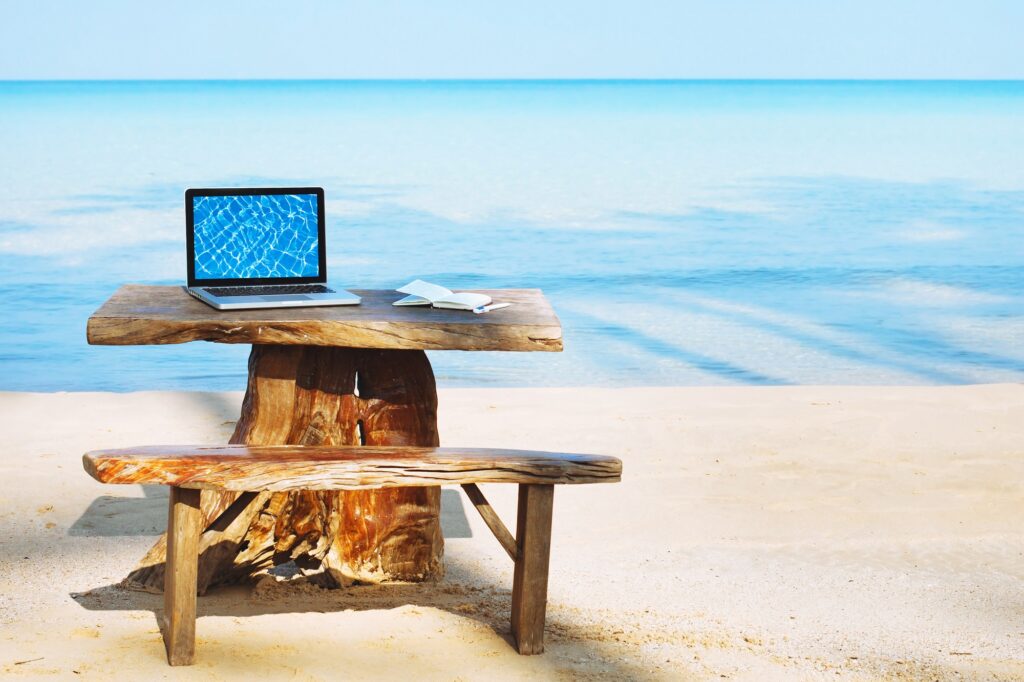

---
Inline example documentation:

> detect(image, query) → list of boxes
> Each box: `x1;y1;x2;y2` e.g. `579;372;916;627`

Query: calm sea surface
1;80;1022;390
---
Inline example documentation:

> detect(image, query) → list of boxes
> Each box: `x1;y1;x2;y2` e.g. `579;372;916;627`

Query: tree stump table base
125;345;444;592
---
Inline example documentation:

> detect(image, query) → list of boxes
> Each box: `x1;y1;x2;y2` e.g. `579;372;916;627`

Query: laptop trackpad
259;294;312;301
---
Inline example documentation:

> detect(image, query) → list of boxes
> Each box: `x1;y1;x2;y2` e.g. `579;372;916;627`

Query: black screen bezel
185;187;327;287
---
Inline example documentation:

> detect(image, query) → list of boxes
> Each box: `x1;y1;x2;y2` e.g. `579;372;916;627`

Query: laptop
185;187;360;310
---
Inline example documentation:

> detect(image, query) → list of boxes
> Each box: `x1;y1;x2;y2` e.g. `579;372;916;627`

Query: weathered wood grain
231;346;444;585
163;487;201;666
461;483;519;561
83;444;623;490
86;285;562;351
123;490;244;592
120;345;448;590
89;284;563;589
192;491;272;593
510;484;554;655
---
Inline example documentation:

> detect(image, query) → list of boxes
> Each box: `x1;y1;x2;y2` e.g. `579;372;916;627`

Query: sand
1;385;1023;681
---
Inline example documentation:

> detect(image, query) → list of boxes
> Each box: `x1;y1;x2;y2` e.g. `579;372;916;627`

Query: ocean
0;80;1022;391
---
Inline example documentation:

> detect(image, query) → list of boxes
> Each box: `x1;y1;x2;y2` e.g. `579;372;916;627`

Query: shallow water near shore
0;80;1022;390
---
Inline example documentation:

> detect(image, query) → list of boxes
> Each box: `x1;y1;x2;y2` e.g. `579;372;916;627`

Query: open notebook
393;280;509;312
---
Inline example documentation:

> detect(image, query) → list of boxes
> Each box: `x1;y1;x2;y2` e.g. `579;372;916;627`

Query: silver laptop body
185;187;360;310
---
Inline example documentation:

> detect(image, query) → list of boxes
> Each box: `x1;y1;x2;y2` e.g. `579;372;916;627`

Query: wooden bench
83;445;622;666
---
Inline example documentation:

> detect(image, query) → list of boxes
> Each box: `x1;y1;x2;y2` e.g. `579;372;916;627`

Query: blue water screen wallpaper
192;193;320;280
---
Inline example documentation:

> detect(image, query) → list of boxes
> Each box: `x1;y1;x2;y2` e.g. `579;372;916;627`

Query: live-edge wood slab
87;285;562;351
84;445;623;490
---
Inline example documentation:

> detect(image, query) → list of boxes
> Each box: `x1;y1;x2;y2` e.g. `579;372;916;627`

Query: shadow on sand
68;488;653;678
70;567;653;679
68;488;473;539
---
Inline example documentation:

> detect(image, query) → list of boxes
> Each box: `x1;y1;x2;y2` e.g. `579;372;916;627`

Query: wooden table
87;285;562;591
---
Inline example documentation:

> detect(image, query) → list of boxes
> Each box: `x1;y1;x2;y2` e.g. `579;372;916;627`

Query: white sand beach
1;385;1023;681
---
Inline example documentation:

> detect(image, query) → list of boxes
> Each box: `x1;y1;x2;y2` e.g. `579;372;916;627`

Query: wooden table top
87;285;563;352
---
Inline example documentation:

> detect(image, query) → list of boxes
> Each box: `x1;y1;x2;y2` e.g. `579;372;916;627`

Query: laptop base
187;286;360;311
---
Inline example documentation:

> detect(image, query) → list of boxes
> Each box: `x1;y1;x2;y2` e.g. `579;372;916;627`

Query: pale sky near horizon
1;1;1022;80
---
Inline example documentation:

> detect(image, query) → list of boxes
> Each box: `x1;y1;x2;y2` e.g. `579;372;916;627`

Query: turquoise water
1;80;1022;390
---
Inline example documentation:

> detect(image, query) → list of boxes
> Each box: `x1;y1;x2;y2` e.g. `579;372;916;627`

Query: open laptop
185;187;360;310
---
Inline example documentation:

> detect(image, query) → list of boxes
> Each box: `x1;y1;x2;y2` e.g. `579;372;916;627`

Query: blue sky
1;1;1022;79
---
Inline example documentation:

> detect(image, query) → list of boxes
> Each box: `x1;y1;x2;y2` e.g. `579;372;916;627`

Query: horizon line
2;77;1023;84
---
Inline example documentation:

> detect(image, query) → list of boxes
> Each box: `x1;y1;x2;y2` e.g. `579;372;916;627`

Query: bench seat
82;444;622;666
84;444;622;490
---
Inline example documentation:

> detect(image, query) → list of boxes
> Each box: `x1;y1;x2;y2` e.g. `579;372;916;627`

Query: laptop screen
186;188;326;286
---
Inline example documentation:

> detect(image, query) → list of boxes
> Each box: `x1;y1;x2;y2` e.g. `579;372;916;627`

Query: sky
1;1;1022;80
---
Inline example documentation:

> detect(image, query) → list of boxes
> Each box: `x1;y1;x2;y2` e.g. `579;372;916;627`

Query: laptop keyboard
205;284;336;297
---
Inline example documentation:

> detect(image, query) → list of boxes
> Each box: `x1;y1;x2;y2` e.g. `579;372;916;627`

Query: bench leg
164;486;201;666
510;484;554;654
